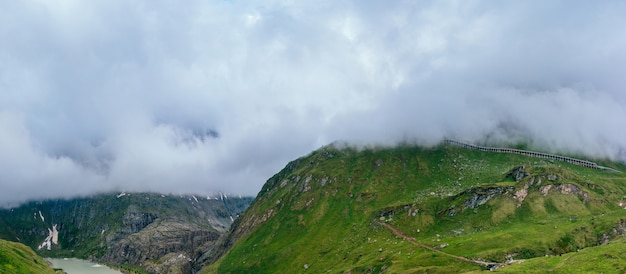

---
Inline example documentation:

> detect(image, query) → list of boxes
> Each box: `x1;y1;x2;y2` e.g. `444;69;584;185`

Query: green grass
496;236;626;273
206;143;626;273
0;239;56;274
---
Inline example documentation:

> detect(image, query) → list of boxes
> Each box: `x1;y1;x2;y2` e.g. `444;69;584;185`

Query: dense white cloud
1;1;625;205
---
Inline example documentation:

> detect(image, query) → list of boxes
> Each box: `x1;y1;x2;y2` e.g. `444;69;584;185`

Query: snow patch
192;195;199;203
116;192;126;198
38;224;58;250
38;211;45;222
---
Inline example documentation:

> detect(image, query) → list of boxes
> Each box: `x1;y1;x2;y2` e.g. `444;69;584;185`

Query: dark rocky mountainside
0;192;252;273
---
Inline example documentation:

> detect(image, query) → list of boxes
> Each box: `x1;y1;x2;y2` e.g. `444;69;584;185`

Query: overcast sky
1;1;626;205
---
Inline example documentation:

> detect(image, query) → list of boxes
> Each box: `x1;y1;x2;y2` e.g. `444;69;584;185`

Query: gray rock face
507;166;529;182
0;193;253;274
102;221;221;273
462;187;514;210
444;186;514;217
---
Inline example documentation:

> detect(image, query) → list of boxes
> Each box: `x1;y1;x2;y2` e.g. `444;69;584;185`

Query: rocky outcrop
513;187;528;207
0;193;253;274
105;208;159;245
540;183;590;202
462;186;514;210
102;221;220;273
445;186;515;216
507;166;529;182
513;176;540;206
446;170;590;215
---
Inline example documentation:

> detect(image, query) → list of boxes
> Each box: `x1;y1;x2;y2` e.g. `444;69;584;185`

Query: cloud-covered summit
1;1;625;205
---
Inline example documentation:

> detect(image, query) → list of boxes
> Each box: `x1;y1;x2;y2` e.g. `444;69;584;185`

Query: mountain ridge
205;141;626;273
0;192;253;273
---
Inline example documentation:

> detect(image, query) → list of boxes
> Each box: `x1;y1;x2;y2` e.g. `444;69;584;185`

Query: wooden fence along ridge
443;139;619;172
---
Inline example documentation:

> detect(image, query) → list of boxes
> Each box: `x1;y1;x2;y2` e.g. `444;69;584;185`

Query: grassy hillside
495;236;626;273
205;143;626;273
0;239;56;274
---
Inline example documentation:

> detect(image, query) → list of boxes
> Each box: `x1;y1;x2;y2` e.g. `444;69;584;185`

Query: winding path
377;222;498;268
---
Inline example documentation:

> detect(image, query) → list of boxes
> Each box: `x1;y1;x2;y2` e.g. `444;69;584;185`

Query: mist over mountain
1;1;626;205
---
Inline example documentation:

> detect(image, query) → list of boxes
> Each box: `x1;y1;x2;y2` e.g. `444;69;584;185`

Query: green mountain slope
0;192;252;273
496;236;626;273
0;239;56;274
205;143;626;273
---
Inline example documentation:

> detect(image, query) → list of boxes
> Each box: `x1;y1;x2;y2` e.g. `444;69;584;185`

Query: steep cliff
0;192;252;273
